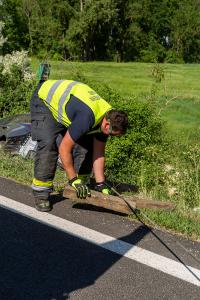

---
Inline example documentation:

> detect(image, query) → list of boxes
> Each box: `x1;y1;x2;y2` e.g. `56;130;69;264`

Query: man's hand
95;181;112;195
69;177;91;198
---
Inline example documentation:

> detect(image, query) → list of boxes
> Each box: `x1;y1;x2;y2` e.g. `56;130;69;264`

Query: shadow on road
0;206;150;300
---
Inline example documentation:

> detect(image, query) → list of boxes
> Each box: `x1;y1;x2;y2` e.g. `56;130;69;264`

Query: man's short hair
106;109;128;134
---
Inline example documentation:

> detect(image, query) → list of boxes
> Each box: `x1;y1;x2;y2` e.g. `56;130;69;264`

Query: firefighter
30;78;128;212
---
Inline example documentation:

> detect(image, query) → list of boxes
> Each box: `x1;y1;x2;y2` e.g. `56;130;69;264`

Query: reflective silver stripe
31;184;53;192
58;81;79;123
46;80;64;104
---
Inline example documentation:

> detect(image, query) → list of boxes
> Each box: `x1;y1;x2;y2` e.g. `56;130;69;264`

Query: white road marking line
0;195;200;287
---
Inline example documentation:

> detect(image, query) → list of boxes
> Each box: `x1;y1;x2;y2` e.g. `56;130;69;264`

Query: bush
105;96;165;186
79;78;165;190
0;51;36;117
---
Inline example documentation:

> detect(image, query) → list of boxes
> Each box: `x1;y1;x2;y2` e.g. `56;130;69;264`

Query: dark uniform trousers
30;82;94;197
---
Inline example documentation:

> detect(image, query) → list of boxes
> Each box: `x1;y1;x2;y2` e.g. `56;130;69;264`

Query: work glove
94;181;112;195
69;177;91;199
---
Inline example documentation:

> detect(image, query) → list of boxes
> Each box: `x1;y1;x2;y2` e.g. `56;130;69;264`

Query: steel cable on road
107;183;200;270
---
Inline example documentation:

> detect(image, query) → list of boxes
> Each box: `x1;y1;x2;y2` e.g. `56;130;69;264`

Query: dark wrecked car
0;113;64;169
0;114;37;158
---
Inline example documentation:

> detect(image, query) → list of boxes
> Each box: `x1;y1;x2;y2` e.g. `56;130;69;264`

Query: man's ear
106;119;113;134
102;117;109;127
104;120;110;129
101;117;111;134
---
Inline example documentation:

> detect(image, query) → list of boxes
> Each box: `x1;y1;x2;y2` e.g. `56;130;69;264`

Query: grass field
31;58;200;98
31;58;200;140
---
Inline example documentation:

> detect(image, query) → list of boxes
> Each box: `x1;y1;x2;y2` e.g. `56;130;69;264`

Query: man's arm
59;131;91;198
58;131;76;180
93;137;106;183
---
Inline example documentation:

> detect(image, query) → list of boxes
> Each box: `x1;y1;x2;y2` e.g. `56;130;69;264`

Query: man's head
101;109;128;136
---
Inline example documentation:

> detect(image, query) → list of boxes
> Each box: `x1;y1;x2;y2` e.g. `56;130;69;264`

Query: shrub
82;79;165;189
0;51;36;117
0;24;36;117
105;96;165;186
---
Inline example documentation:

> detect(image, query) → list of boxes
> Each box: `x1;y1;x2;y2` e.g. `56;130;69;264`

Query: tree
1;0;200;63
0;0;29;54
65;0;118;61
20;0;75;59
170;0;200;62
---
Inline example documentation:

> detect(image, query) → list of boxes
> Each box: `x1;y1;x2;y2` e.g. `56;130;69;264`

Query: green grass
1;148;200;241
160;97;200;141
130;209;200;242
31;58;200;98
0;150;67;188
32;58;154;96
31;58;200;139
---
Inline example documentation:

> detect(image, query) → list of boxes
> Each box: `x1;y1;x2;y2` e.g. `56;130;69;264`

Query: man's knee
31;114;46;141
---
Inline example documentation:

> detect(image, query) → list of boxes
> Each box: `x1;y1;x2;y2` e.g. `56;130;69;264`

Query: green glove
95;181;112;195
69;177;91;198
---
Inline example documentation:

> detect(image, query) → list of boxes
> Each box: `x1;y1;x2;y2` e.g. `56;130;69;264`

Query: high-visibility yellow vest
38;80;112;128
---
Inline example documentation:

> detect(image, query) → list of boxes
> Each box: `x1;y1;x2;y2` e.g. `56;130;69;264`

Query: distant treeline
1;0;200;63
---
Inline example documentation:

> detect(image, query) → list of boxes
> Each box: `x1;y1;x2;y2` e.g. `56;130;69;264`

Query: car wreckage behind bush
0;114;36;157
0;114;64;169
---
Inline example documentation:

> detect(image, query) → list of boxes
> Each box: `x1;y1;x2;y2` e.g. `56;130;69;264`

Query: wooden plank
63;186;174;215
63;186;135;214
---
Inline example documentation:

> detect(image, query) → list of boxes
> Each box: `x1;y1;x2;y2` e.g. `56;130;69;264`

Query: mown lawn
31;58;200;140
31;58;200;97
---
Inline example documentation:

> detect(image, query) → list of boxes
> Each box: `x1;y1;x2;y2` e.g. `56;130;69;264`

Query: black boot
33;190;52;212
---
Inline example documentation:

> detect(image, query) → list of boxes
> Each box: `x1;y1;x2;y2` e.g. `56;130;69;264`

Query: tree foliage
1;0;200;63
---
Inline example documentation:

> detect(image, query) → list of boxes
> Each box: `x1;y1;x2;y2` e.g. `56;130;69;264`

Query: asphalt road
0;177;200;300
